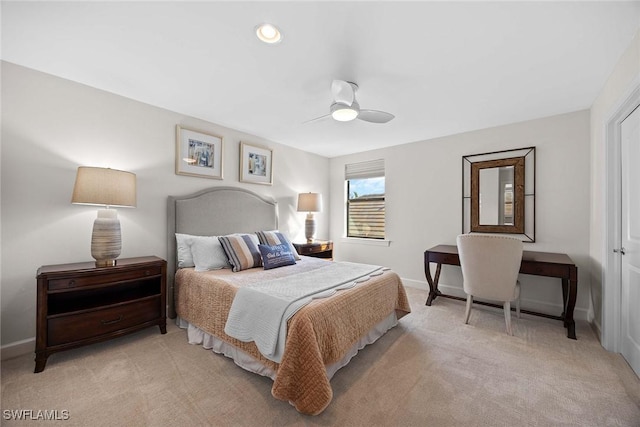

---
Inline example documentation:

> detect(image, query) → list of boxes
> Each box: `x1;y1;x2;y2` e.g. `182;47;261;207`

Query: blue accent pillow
256;230;301;260
258;244;296;270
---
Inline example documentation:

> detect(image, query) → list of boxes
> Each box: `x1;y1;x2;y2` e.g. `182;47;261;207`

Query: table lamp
297;192;322;243
71;167;137;267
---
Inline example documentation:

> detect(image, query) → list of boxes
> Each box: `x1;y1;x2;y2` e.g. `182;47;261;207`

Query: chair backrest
456;234;523;301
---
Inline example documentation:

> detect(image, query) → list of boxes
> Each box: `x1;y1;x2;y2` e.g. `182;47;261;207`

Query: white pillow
175;233;196;268
175;233;230;270
190;235;231;271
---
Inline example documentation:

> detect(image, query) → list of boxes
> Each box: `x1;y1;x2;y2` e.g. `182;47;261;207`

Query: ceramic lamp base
305;213;316;243
91;209;121;267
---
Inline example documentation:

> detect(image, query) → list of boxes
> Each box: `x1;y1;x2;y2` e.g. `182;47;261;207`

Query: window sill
340;237;391;247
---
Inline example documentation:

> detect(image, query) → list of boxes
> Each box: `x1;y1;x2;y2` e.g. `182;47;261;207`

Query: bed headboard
166;186;278;318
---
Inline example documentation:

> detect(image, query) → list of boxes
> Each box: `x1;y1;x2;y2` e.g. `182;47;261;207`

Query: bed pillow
256;230;301;260
218;234;262;272
176;234;230;270
258;244;296;270
175;233;197;268
190;236;231;271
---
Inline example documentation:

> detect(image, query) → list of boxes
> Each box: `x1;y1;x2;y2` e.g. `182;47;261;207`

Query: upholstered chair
456;234;523;335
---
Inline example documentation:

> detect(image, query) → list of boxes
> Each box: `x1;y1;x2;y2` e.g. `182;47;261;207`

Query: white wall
0;62;329;346
330;111;592;319
589;29;640;334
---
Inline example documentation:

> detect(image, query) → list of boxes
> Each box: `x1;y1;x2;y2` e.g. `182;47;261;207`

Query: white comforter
224;261;384;362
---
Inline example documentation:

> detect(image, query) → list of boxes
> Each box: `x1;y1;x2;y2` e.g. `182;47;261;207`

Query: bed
167;187;410;415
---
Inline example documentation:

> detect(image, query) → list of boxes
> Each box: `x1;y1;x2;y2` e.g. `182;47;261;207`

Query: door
620;104;640;377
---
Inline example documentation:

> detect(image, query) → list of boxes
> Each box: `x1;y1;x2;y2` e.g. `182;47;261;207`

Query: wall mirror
462;147;535;242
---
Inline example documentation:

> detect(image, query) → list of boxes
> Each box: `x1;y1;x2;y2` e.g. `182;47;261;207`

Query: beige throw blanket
175;259;411;415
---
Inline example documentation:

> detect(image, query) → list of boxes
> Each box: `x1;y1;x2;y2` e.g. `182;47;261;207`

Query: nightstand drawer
47;297;161;346
293;241;333;259
304;243;332;254
49;267;162;291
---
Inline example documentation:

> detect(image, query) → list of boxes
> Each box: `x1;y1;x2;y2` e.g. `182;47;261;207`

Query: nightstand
293;241;333;260
35;256;167;373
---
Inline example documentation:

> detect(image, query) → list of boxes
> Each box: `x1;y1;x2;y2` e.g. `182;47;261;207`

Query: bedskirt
177;310;398;381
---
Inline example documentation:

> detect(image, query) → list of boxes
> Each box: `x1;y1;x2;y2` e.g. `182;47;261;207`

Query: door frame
603;80;640;352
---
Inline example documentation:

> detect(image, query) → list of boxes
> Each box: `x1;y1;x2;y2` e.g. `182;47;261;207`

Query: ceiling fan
305;80;395;124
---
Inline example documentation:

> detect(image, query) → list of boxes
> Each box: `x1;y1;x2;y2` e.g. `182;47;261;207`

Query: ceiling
2;1;640;158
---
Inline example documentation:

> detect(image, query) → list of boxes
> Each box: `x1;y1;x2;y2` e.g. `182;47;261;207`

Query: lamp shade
297;193;322;213
71;167;137;207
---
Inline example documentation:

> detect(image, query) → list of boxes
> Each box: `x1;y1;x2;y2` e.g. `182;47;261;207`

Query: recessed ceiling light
255;23;282;44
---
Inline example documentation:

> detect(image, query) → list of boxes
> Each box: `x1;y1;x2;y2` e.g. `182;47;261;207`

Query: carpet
1;287;638;426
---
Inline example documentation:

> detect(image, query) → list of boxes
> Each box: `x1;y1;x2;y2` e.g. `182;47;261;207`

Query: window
345;159;385;239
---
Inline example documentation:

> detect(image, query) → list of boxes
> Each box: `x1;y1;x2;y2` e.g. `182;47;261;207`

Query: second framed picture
176;125;224;179
240;142;273;185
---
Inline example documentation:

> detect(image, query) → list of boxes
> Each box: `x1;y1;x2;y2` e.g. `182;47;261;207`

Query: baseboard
1;337;35;361
590;319;602;344
401;278;589;321
401;278;429;290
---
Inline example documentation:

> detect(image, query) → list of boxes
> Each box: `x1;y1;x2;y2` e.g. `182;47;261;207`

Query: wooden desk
424;244;578;339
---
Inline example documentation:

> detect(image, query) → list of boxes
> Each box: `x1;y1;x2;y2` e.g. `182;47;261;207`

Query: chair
456;234;523;335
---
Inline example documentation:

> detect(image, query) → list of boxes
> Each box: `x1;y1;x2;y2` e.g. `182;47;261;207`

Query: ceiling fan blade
357;109;395;123
302;113;331;124
331;80;354;106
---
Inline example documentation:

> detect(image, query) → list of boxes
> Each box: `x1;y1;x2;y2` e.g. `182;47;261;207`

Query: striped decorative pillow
218;234;262;272
256;230;301;260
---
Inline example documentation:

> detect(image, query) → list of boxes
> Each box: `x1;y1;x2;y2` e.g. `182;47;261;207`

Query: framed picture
175;125;224;179
240;142;273;185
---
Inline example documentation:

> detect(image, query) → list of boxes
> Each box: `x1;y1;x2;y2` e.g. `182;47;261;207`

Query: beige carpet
2;287;639;426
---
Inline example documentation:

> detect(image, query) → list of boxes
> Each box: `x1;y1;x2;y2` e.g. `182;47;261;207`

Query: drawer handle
101;315;123;325
145;270;151;276
67;280;75;287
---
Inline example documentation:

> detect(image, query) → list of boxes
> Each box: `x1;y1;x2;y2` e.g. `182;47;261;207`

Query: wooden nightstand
35;256;167;373
293;241;333;260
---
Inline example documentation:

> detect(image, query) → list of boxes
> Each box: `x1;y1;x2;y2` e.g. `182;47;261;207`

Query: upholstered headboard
166;186;278;318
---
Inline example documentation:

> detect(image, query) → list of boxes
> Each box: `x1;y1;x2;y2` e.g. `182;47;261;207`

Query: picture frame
240;142;273;185
175;125;224;179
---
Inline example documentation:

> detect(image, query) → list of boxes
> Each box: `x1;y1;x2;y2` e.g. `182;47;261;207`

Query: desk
424;244;578;339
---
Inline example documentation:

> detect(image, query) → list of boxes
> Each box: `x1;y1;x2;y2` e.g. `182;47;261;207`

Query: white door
620;104;640;377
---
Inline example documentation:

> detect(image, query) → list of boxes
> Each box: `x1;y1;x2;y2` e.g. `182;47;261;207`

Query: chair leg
465;295;473;324
504;301;513;335
516;297;521;319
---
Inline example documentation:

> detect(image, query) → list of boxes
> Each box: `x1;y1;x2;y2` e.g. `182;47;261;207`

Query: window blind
344;159;385;180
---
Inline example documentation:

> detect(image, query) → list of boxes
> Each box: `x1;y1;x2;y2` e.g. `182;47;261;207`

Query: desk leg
425;263;442;306
564;278;577;340
561;278;568;318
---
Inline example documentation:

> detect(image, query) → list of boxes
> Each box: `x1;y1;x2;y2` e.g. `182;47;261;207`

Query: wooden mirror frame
462;147;535;242
471;156;525;233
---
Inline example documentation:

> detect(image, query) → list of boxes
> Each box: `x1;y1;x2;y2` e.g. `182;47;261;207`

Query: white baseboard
591;319;602;343
401;278;428;290
401;278;589;321
1;337;35;361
